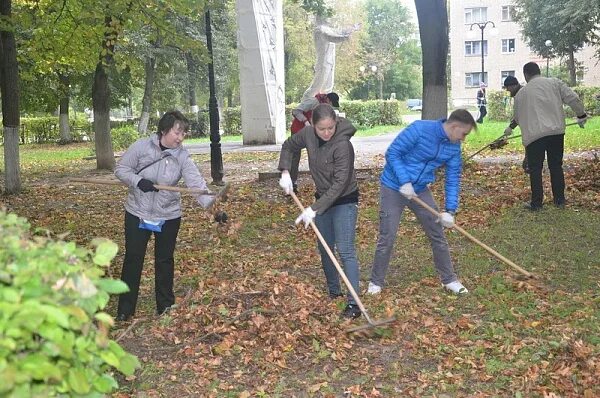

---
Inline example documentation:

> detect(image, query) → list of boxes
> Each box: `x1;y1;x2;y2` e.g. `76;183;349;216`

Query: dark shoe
523;203;543;212
329;292;344;299
157;304;178;316
293;184;298;194
554;200;566;209
115;313;131;322
341;304;362;319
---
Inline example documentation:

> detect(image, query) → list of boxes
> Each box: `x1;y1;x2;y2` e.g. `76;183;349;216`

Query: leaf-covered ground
2;150;599;397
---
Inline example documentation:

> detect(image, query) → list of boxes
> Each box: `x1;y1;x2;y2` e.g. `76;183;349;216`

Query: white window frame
501;70;515;86
501;39;516;53
501;5;515;21
465;7;487;24
465;40;488;56
465;72;488;87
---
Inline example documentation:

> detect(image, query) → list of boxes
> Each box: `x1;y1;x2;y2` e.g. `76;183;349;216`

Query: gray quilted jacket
115;135;211;221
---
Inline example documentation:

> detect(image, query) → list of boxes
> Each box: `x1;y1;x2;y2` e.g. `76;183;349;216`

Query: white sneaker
367;282;382;295
444;281;468;294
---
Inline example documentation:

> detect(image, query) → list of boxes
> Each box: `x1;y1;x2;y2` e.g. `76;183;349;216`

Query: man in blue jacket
367;109;476;295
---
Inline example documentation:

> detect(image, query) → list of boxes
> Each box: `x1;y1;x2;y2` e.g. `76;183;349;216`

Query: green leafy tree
514;0;596;85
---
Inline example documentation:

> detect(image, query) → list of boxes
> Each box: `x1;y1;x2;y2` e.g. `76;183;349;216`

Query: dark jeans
525;134;565;207
117;211;181;316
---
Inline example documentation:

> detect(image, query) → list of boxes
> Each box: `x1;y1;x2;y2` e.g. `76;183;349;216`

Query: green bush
573;86;600;116
0;210;140;397
222;107;241;136
111;126;140;151
486;90;513;122
21;117;59;144
285;99;402;129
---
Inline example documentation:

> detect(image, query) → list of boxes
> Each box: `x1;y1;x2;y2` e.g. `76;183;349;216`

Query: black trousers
117;211;181;316
525;134;565;207
476;105;487;123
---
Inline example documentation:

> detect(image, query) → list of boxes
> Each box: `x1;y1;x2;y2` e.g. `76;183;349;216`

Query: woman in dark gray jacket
114;111;214;321
278;104;361;319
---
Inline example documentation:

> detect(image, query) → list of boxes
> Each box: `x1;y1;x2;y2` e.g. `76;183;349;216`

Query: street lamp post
469;21;496;85
359;65;378;100
545;40;553;77
205;9;224;185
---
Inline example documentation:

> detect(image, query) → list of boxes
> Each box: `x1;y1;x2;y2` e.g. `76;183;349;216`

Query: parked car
406;98;422;110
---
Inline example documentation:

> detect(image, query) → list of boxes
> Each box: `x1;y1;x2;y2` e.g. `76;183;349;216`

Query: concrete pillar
236;0;286;145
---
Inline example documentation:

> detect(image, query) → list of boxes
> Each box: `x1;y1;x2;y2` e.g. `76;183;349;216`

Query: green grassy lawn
464;117;600;153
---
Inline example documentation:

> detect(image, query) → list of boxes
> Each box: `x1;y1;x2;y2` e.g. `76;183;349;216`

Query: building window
465;40;488;56
501;70;515;85
465;7;487;24
501;6;515;21
465;72;488;87
501;39;516;53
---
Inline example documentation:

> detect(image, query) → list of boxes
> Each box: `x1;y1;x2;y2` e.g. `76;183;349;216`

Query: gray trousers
370;185;458;286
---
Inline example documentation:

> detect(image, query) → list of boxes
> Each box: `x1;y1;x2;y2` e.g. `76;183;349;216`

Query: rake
410;195;535;279
289;191;396;333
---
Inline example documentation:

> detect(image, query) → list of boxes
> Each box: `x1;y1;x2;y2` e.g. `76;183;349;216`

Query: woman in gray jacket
278;104;361;319
114;111;213;321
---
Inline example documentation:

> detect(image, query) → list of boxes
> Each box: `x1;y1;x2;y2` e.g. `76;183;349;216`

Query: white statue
301;16;360;101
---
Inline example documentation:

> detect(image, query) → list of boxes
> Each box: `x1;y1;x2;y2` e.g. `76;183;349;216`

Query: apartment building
449;0;600;107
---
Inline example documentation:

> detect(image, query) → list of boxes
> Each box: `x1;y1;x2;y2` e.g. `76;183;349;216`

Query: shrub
0;210;140;397
573;86;600;116
222;107;241;136
111;126;140;151
285;99;402;129
486;90;513;122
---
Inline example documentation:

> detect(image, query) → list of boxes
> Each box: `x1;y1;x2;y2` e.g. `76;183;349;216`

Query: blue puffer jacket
380;119;462;212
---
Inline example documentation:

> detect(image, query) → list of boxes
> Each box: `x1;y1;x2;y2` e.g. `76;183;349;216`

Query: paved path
183;131;399;157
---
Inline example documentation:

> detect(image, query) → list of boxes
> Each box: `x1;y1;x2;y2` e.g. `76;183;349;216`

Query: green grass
464;117;600;153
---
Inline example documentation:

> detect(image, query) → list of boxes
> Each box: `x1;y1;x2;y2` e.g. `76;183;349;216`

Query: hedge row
8;100;402;144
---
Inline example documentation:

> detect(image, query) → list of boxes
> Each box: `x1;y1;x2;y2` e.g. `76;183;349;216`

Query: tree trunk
92;61;115;170
0;0;21;194
58;72;72;144
415;0;449;120
185;52;199;113
567;50;577;86
138;55;156;134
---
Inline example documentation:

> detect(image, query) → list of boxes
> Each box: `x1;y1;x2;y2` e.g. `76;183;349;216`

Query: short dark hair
447;109;477;130
312;103;337;125
523;62;541;77
157;110;190;136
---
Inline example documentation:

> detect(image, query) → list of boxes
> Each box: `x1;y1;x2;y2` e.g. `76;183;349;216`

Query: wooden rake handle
289;191;375;325
70;178;210;195
410;195;535;279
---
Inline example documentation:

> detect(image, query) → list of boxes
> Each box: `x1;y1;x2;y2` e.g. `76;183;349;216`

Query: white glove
438;212;455;228
279;171;293;195
399;183;416;199
295;207;316;229
304;121;311;127
196;194;216;209
577;115;588;128
503;127;513;137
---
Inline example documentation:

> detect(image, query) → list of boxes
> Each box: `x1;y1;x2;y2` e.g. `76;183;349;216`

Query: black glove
137;178;158;192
